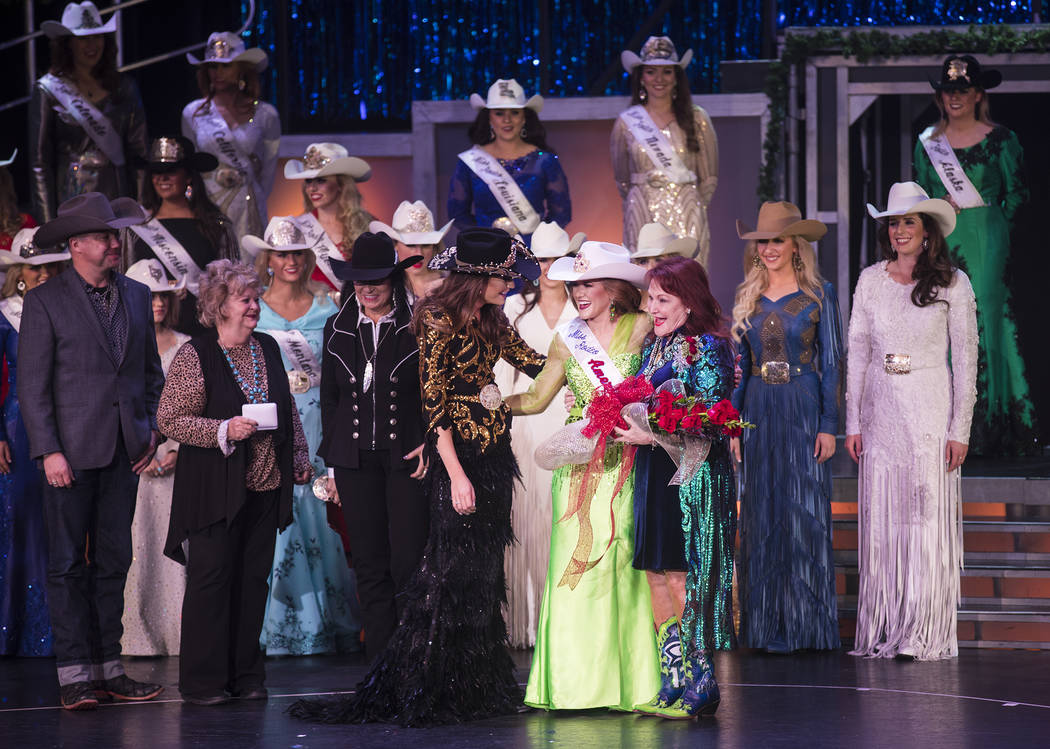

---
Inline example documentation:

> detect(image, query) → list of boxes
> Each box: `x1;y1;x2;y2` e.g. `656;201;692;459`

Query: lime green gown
914;126;1037;455
507;312;660;711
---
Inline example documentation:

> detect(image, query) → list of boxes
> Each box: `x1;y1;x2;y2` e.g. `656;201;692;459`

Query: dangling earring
267;267;274;277
672;87;678;101
639;88;648;103
792;253;804;272
752;253;763;269
520;126;528;140
238;78;246;92
16;280;26;293
609;303;618;322
489;125;496;140
922;238;929;252
184;184;193;201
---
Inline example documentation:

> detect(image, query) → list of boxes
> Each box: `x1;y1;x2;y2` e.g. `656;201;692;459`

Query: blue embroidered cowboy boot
648;648;720;719
634;618;685;714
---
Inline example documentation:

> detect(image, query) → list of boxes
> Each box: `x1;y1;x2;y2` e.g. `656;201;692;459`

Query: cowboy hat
0;149;17;168
36;193;145;247
186;31;268;71
369;201;453;246
0;227;70;267
469;79;544;112
284;143;371;182
547;241;648;287
931;55;1001;92
621;36;693;73
866;182;956;237
631;223;697;259
42;2;116;38
329;232;422;283
126;258;186;293
135;136;218;174
429;227;540;281
241;216;316;258
736;202;827;241
522;222;585;259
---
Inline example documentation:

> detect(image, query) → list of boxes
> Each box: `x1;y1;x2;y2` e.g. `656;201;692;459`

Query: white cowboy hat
866;181;956;238
369;201;453;246
469;79;544;112
0;227;70;267
631;223;697;259
126;259;186;293
527;222;586;259
547;241;648;287
621;36;693;73
186;31;268;71
42;2;116;38
241;216;316;258
0;149;17;168
284;143;372;182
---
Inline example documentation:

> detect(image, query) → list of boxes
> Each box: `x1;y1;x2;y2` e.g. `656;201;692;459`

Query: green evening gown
507;312;660;711
914;126;1038;455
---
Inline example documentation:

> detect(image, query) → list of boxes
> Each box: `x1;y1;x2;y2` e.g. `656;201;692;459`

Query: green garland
757;25;1050;202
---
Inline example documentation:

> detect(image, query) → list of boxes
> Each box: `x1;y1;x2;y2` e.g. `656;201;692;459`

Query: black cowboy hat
135;136;219;174
428;227;540;281
36;192;146;247
930;55;1002;92
330;232;422;282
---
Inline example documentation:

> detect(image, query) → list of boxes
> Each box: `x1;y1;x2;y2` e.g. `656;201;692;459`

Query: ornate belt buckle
884;354;912;375
312;475;332;502
288;370;310;394
760;361;790;385
646;173;668;189
479;383;503;410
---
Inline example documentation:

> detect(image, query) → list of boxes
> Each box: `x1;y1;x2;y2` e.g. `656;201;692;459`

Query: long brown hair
48;35;120;93
566;279;642;318
193;62;261;118
467;108;555;154
629;66;699;152
140;166;230;252
877;216;955;308
647;257;729;338
0;167;22;237
412;273;510;344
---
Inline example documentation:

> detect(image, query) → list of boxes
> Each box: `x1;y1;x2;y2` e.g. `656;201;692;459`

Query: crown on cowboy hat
866;182;956;238
0;227;70;267
135;136;218;174
126;259;186;293
36;193;145;247
369;201;453;246
736;202;827;242
931;54;1001;92
186;31;268;71
329;232;422;283
284;143;371;182
42;2;116;39
632;223;697;260
429;227;540;281
621;36;693;74
527;222;586;259
241;216;316;258
470;79;544;112
547;241;648;287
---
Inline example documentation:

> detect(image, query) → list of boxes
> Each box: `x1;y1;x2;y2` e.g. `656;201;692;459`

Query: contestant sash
919;127;986;209
263;328;322;390
0;296;23;333
294;213;342;288
129;218;204;295
195;105;252;180
38;74;125;166
457;146;541;234
557;317;624;393
619;105;696;184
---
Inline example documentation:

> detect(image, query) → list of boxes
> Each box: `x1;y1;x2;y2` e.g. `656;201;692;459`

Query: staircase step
832;518;1050;533
834;549;1050;567
838;600;1050;623
831;476;1050;504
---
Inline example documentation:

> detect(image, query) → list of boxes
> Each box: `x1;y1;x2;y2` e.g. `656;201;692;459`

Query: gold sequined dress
610;105;718;265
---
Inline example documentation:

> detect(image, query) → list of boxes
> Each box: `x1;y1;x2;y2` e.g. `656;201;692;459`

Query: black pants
336;451;428;660
40;444;138;686
179;489;278;699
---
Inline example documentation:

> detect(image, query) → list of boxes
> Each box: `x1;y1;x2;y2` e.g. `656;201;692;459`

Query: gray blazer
18;267;164;469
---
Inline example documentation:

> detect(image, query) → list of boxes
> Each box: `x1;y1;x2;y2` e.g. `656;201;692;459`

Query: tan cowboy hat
0;227;70;267
126;259;186;293
736;202;827;241
186;31;268;71
527;222;586;259
469;79;544;112
42;2;116;38
369;201;452;246
621;36;693;73
632;223;697;259
241;216;316;258
547;241;648;287
36;193;146;247
284;143;372;182
866;182;956;237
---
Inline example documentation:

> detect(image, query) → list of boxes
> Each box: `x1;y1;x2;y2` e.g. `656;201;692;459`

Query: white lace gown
494;293;575;648
845;262;978;660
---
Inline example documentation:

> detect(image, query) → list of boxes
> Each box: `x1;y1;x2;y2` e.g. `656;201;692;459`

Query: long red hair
646;257;729;338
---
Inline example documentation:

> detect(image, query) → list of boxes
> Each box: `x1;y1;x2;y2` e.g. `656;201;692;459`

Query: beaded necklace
221;337;268;403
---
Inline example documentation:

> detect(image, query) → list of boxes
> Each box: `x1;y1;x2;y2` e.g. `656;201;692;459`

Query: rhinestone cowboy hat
42;2;116;38
527;221;586;259
369;201;453;246
736;202;827;241
186;31;268;72
36;192;146;247
125;259;187;293
931;55;1002;92
470;79;544;112
135;136;218;174
547;240;648;287
429;227;540;281
632;223;697;260
866;182;956;238
241;216;317;258
621;36;693;73
284;143;372;182
0;227;71;267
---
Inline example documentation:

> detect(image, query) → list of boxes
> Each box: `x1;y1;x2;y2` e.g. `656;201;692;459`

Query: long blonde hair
301;175;372;254
930;91;996;137
731;236;825;341
253;248;319;297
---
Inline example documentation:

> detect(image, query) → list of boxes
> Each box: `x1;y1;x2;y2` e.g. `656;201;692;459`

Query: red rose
706;399;736;426
726;425;743;438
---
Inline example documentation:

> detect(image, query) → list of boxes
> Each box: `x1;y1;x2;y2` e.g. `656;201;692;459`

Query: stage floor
2;649;1048;748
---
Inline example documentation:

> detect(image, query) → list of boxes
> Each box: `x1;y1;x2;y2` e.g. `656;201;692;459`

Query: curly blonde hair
196;259;263;327
301;176;372;255
731;236;825;342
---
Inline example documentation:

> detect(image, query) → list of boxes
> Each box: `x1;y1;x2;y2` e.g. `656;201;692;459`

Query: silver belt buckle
884;354;912;375
760;361;790;385
479;383;503;410
288;370;310;394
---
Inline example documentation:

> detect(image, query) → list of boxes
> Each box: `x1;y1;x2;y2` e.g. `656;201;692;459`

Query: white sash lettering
0;296;23;333
619;105;696;184
294;213;342;288
39;74;125;166
264;328;322;390
130;217;204;295
457;147;541;233
919;127;986;210
557;317;624;393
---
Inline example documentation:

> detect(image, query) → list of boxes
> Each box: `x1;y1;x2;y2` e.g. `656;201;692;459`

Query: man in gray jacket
20;192;165;710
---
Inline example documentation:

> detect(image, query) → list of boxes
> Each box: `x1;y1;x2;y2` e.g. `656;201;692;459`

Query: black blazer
319;296;423;470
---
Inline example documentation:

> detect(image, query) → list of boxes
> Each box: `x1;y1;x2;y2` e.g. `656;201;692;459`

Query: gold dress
610;106;718;266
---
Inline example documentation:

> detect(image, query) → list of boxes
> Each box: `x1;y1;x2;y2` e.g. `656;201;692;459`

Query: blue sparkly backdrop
239;1;1047;129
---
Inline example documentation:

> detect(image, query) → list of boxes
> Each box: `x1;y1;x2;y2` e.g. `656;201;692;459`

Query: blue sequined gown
447;149;571;244
0;308;53;656
732;282;843;651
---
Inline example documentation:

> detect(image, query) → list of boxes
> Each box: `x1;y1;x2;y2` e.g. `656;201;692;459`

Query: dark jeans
336;450;429;660
179;489;278;699
40;445;138;686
